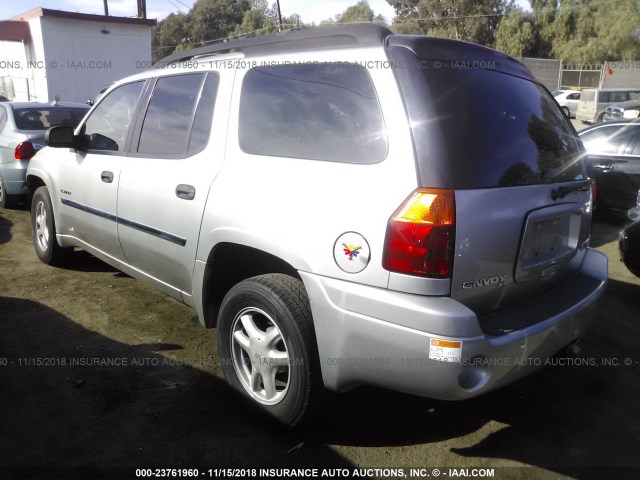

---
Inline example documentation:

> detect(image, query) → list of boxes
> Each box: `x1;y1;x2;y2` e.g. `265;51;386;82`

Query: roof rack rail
154;23;392;68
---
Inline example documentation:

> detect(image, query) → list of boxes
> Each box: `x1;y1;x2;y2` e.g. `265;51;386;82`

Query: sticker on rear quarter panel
429;339;462;363
333;232;370;274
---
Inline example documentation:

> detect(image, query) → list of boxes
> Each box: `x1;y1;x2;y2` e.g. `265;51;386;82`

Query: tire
31;186;73;265
217;274;330;427
597;112;606;123
561;106;571;118
0;174;17;209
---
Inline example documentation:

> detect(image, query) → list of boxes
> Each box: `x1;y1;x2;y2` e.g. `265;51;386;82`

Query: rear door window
238;63;387;164
136;72;219;156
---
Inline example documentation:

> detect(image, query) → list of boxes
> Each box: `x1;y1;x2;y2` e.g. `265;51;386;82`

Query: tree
387;0;513;46
152;0;250;61
494;8;537;57
322;0;387;26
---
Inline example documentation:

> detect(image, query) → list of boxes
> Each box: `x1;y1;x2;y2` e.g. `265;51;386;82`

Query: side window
626;128;640;155
239;63;388;164
610;91;629;103
137;73;218;155
582;126;633;154
599;92;610;103
568;93;580;100
83;81;144;152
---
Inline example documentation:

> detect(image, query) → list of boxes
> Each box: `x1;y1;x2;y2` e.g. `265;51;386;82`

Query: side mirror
46;126;79;149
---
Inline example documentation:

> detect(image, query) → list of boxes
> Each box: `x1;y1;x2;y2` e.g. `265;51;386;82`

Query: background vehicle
628;190;640;222
577;88;640;123
0;95;10;102
552;89;581;117
579;120;640;213
0;102;89;208
27;25;607;426
619;219;640;277
603;99;640;122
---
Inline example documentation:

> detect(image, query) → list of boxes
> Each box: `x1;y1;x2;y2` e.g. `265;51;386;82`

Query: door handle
594;164;614;171
176;184;195;200
101;171;114;183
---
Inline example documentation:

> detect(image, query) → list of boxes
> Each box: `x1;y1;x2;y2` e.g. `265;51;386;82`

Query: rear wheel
0;175;17;209
217;274;329;427
31;186;73;265
561;106;571;118
597;112;606;123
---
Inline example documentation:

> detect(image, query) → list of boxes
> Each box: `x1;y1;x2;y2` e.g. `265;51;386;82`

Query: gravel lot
1;196;639;479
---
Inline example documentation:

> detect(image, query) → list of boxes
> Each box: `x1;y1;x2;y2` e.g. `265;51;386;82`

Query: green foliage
152;0;250;61
494;0;640;63
321;0;388;26
387;0;512;46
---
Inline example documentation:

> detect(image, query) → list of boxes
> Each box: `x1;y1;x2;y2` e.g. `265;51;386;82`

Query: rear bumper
0;162;28;195
301;248;607;400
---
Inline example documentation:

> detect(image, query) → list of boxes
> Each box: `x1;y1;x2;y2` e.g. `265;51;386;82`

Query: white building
0;8;156;103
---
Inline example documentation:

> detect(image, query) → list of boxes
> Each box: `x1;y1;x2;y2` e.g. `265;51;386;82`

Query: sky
1;0;398;25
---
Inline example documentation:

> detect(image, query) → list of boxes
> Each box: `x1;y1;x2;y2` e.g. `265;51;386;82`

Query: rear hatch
386;37;592;315
577;89;596;121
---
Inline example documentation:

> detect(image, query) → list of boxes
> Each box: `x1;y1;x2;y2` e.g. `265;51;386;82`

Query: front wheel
217;274;330;426
31;186;73;265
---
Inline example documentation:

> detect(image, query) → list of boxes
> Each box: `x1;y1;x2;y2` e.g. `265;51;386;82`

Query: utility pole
103;0;109;16
137;0;147;19
276;0;283;31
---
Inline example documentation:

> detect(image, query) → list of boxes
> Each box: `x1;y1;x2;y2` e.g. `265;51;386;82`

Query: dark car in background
620;219;640;277
579;120;640;213
603;100;640;122
0;102;89;208
0;95;10;102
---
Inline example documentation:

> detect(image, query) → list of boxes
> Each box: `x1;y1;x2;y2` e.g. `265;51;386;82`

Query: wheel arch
200;242;301;328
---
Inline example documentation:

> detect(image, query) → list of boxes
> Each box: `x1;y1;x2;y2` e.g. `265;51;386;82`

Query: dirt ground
1;204;639;480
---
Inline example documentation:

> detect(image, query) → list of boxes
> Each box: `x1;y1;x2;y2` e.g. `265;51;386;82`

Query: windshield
13;107;88;131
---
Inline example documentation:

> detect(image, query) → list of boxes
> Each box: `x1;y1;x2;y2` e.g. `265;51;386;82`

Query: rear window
581;90;596;103
238;63;387;164
13;107;87;131
414;64;584;188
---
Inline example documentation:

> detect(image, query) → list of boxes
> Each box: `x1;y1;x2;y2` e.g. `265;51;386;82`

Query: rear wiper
551;180;591;201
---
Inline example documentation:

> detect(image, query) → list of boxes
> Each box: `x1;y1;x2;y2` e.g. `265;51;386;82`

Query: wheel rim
34;200;50;252
230;307;290;405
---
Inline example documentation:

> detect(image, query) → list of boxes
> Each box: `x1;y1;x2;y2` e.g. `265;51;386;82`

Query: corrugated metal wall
521;58;562;91
601;61;640;88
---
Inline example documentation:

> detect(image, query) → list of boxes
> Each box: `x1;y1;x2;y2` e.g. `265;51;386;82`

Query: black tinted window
416;65;584;187
13;107;87;131
239;63;387;164
138;74;205;155
84;81;144;152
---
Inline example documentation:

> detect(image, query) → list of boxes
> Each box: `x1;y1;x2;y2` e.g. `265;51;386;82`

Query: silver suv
27;25;607;426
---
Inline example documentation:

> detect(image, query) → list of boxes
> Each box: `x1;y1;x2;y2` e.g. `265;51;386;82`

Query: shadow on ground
0;297;356;471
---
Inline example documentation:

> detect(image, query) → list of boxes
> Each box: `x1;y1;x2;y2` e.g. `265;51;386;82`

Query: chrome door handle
176;184;195;200
101;171;114;183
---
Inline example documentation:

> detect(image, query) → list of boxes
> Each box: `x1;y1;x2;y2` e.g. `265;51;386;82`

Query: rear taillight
15;141;36;160
382;189;455;277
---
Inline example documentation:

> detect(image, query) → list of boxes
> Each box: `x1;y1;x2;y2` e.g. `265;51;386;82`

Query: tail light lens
382;189;455;277
15;141;37;160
